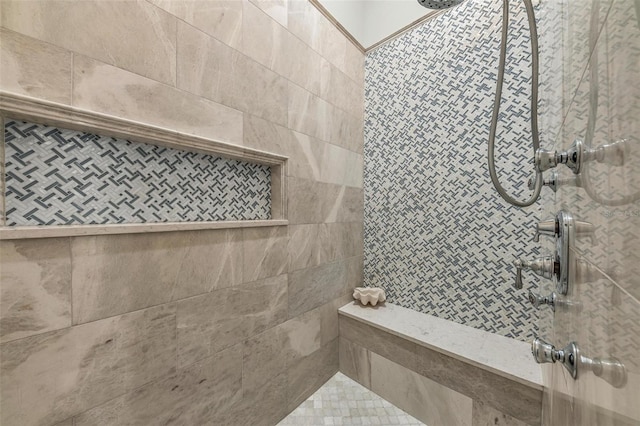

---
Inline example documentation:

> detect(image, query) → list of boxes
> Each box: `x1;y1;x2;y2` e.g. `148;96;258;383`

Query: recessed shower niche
0;94;288;237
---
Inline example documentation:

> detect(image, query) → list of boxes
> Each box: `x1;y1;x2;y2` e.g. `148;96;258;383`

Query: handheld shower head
417;0;466;9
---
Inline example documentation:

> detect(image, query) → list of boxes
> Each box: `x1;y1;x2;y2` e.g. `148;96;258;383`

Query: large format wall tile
286;338;339;412
0;28;72;104
339;315;417;371
149;0;242;49
211;371;288;426
288;256;361;318
74;345;243;426
0;0;177;85
176;274;288;367
71;229;243;324
249;0;288;27
0;238;71;343
339;337;371;388
287;0;322;52
371;352;473;426
288;178;363;224
177;22;288;126
415;344;542;425
243;226;289;282
0;303;176;426
72;56;243;145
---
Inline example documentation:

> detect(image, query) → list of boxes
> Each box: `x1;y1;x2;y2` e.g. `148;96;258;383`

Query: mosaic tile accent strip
3;120;271;225
278;373;425;426
364;0;546;341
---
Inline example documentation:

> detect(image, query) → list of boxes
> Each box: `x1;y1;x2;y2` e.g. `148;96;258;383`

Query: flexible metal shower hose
487;0;542;207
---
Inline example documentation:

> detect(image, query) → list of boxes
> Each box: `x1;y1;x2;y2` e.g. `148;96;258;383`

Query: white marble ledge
0;220;288;240
339;302;543;390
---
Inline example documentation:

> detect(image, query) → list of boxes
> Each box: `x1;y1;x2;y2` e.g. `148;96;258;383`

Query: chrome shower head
416;0;466;9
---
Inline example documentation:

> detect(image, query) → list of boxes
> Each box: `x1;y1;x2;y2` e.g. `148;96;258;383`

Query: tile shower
1;0;639;426
0;0;364;424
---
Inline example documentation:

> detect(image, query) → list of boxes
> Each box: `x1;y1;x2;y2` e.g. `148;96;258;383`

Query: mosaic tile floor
278;372;426;426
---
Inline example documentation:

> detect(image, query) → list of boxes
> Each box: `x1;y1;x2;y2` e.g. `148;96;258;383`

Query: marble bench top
338;302;543;390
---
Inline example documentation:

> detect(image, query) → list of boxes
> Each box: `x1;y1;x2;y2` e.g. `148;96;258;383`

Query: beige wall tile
339;314;418;371
0;28;72;104
177;22;288;126
242;295;345;393
320;58;364;119
277;30;322;95
212;370;288;426
176;274;288;367
242;325;289;390
249;0;288;27
318;222;364;264
288;257;355;318
288;81;331;141
415;344;542;425
0;238;71;343
1;0;177;85
320;294;353;344
243;113;291;154
472;400;529;426
317;15;346;71
71;229;242;324
371;352;473;426
149;0;242;49
72;55;243;145
287;0;321;51
288;224;321;271
286;338;339;411
241;0;285;70
344;40;365;86
74;345;242;426
339;337;371;388
242;226;288;282
287;178;364;224
0;303;176;426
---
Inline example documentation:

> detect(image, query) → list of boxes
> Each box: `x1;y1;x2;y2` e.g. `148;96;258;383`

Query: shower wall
0;1;364;425
536;0;640;424
364;0;542;341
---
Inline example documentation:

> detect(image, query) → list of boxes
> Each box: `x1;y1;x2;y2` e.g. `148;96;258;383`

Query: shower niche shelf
0;93;288;240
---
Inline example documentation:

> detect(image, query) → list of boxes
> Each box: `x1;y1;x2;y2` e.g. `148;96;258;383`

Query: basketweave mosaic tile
363;0;558;341
3;120;271;226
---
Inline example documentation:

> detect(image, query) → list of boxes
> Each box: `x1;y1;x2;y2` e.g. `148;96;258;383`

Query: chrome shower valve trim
531;338;627;388
528;171;583;193
535;138;630;175
528;290;556;311
513;256;557;290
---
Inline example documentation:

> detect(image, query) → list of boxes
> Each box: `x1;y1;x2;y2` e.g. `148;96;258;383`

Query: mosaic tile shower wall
3;120;271;225
364;0;548;341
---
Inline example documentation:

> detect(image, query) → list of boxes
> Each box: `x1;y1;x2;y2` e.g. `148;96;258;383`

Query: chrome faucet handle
534;219;557;242
528;171;559;193
531;338;578;378
513;259;525;289
528;290;556;311
532;338;627;387
513;256;556;289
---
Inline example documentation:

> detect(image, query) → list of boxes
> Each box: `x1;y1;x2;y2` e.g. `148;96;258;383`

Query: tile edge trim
0;220;289;240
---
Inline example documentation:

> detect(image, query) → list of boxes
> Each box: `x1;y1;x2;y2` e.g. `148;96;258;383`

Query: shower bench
338;302;543;426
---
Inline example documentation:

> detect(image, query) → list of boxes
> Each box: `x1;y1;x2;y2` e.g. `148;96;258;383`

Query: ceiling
316;0;434;50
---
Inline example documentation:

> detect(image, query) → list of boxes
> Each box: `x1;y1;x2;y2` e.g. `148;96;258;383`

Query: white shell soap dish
353;287;386;306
